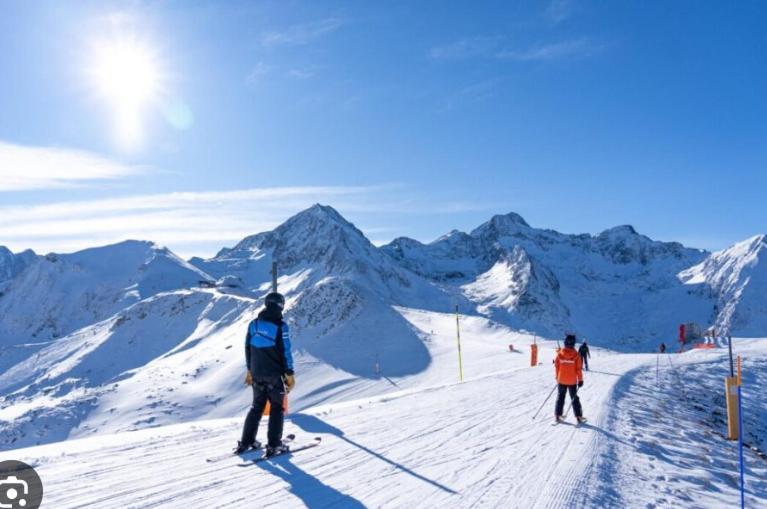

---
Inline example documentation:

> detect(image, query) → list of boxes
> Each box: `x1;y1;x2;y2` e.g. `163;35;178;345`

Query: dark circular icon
0;461;43;509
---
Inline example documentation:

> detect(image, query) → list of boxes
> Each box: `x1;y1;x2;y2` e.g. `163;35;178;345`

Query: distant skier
236;292;296;457
578;340;591;371
659;342;666;353
554;334;586;424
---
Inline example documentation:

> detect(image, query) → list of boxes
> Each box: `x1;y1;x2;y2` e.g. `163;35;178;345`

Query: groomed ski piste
1;309;765;508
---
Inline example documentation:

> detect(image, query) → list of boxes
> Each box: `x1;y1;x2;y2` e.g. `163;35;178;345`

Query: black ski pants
581;354;589;370
555;384;583;418
240;375;285;448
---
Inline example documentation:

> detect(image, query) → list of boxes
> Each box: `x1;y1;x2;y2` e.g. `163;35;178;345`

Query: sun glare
88;35;164;150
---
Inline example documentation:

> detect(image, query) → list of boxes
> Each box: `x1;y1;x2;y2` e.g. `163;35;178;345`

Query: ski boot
555;415;565;424
265;441;290;458
576;416;588;424
234;439;262;455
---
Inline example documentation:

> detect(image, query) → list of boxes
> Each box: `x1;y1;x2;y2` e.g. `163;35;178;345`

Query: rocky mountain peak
470;212;530;238
598;225;638;238
0;246;36;283
274;203;365;241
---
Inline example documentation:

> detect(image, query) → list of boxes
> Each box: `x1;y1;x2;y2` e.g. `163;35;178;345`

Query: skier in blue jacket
236;292;295;457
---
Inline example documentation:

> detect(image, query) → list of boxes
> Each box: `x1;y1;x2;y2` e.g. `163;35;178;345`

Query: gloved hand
244;371;253;386
283;373;296;393
578;380;584;388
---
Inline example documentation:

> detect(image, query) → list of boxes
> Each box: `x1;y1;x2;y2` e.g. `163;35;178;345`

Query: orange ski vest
554;347;583;385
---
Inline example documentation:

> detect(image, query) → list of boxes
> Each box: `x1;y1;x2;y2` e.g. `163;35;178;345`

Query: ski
206;434;295;463
237;436;322;465
551;417;587;427
206;443;263;464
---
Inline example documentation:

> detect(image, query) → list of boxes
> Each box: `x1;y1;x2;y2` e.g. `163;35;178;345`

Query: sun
93;39;160;107
88;35;164;150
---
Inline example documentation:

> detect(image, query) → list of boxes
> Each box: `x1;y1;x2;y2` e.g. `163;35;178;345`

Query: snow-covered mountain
0;245;36;283
680;234;767;336
382;211;721;344
190;204;447;304
191;204;459;375
0;240;211;345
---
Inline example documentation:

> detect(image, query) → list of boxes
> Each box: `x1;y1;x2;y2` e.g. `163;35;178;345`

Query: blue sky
0;0;765;257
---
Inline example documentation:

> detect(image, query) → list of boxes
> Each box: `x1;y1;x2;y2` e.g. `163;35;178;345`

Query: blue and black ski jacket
245;305;294;377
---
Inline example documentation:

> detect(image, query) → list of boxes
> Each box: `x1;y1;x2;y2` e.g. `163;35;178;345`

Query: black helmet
264;292;285;309
564;334;577;348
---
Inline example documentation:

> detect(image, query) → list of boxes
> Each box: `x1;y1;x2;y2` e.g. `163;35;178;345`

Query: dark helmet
564;334;577;348
264;292;285;310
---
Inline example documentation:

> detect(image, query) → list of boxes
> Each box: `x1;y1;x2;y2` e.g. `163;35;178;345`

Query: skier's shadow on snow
258;457;367;508
577;423;636;449
291;413;457;495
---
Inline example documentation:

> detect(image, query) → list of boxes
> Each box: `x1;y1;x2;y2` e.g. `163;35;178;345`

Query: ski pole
565;385;580;418
532;383;558;420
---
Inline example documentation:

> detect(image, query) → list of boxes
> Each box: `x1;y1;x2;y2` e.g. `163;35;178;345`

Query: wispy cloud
496;39;604;61
429;36;502;60
0;142;142;192
430;36;603;63
0;186;500;257
261;18;344;47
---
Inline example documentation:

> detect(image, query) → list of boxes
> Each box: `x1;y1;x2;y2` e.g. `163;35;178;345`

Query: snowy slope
582;339;767;508
0;240;211;345
3;339;765;508
0;288;256;449
0;296;531;451
462;246;570;336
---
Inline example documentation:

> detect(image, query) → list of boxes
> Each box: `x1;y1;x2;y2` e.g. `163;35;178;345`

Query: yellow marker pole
455;305;464;382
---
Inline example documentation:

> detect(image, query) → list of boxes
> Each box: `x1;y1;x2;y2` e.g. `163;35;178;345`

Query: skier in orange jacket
554;334;586;424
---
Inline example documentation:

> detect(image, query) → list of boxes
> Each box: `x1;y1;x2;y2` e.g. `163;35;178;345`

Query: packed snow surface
2;338;765;508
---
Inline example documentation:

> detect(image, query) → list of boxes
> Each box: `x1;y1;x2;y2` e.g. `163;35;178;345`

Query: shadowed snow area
582;340;767;508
